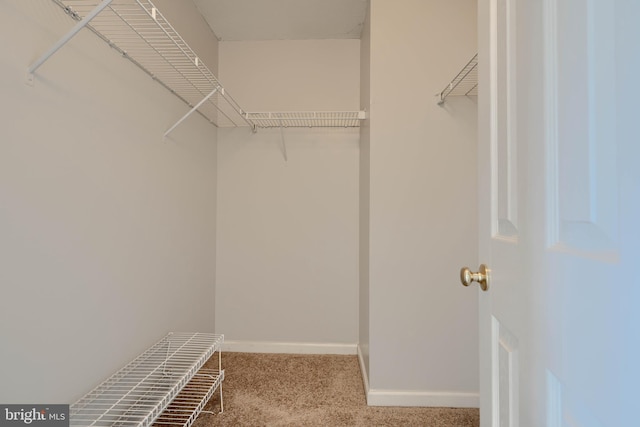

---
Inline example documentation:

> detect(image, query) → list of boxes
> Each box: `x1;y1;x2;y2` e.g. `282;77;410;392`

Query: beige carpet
193;352;479;427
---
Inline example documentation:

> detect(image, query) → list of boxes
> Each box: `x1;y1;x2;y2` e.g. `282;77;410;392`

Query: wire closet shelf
437;53;478;104
245;111;366;129
70;332;224;427
38;0;365;132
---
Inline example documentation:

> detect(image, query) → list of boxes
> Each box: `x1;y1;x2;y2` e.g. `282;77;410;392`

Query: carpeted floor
192;352;479;427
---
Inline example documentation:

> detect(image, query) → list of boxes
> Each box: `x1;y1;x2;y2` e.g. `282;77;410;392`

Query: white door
475;0;640;426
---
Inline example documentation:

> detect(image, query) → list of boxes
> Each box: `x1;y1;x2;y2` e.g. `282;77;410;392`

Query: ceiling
193;0;368;41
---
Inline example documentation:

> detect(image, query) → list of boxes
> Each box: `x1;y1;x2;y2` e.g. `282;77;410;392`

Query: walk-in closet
0;0;479;420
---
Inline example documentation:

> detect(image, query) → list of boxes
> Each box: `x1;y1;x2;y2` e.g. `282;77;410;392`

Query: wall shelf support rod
279;120;288;162
165;86;220;137
27;0;113;84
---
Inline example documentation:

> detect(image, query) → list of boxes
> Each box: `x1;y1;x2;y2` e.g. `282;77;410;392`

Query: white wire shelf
245;111;366;128
437;53;478;104
34;1;366;132
44;0;250;129
70;332;224;427
152;370;223;427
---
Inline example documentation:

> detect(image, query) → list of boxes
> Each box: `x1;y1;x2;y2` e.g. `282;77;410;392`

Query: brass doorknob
460;264;490;291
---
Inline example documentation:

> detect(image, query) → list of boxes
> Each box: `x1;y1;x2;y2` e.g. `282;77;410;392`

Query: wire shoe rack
32;0;365;133
151;369;221;427
70;332;224;427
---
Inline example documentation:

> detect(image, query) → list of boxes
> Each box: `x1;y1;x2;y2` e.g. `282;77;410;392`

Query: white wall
154;0;219;74
216;40;360;111
0;0;218;402
216;40;360;351
363;0;479;406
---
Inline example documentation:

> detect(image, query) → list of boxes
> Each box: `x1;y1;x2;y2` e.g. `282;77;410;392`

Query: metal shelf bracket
27;0;113;86
279;120;288;162
164;86;220;138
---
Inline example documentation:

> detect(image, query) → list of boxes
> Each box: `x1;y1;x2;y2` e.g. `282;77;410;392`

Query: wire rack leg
218;349;224;413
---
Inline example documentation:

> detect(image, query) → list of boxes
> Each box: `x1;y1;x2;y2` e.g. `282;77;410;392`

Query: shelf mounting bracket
279;120;288;162
27;0;113;86
164;86;220;138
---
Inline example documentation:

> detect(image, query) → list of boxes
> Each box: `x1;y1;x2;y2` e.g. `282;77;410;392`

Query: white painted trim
225;342;477;408
491;316;501;423
366;389;479;408
221;340;358;355
546;370;563;427
489;0;499;238
543;0;560;249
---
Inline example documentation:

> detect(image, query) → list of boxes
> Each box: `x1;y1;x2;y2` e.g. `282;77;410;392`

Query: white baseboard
366;389;479;408
224;341;478;408
357;346;478;408
222;340;358;355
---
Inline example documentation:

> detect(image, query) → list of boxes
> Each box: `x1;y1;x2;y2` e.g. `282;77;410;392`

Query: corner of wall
358;0;372;397
357;343;371;402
